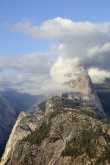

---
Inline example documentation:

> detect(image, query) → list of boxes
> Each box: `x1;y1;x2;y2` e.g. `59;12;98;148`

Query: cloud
88;68;110;83
11;17;110;40
42;57;88;95
1;17;110;94
50;57;81;84
0;53;53;94
0;53;52;73
11;18;110;69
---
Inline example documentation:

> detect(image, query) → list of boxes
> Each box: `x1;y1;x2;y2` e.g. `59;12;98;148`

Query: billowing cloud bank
1;17;110;94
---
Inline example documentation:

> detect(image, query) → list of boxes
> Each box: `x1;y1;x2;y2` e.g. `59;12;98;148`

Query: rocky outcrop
0;95;110;165
65;70;105;116
0;109;44;165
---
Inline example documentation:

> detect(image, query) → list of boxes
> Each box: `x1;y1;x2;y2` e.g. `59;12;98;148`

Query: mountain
64;66;105;117
0;94;17;156
1;68;109;165
1;89;44;114
95;80;110;116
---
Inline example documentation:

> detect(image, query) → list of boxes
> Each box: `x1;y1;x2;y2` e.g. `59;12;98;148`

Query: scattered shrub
95;144;110;165
23;121;50;145
81;107;97;118
49;110;61;121
62;128;97;158
38;101;46;112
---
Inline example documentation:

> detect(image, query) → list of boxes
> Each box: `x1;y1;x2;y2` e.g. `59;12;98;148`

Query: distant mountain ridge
1;89;44;113
0;94;17;156
95;79;110;116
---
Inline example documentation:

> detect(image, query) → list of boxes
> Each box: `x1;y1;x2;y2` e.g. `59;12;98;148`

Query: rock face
64;68;104;117
1;70;109;165
0;94;17;156
0;89;44;157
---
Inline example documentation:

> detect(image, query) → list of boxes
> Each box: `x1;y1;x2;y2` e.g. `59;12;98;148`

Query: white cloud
0;53;52;73
1;17;110;94
0;53;53;94
50;57;81;84
89;68;110;83
43;57;88;96
11;17;110;40
11;18;110;70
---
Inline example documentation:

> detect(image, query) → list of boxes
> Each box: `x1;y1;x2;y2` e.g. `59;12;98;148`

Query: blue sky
0;0;110;56
1;0;110;94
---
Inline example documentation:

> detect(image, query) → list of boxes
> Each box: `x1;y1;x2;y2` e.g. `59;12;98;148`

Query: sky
0;0;110;55
0;0;110;94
